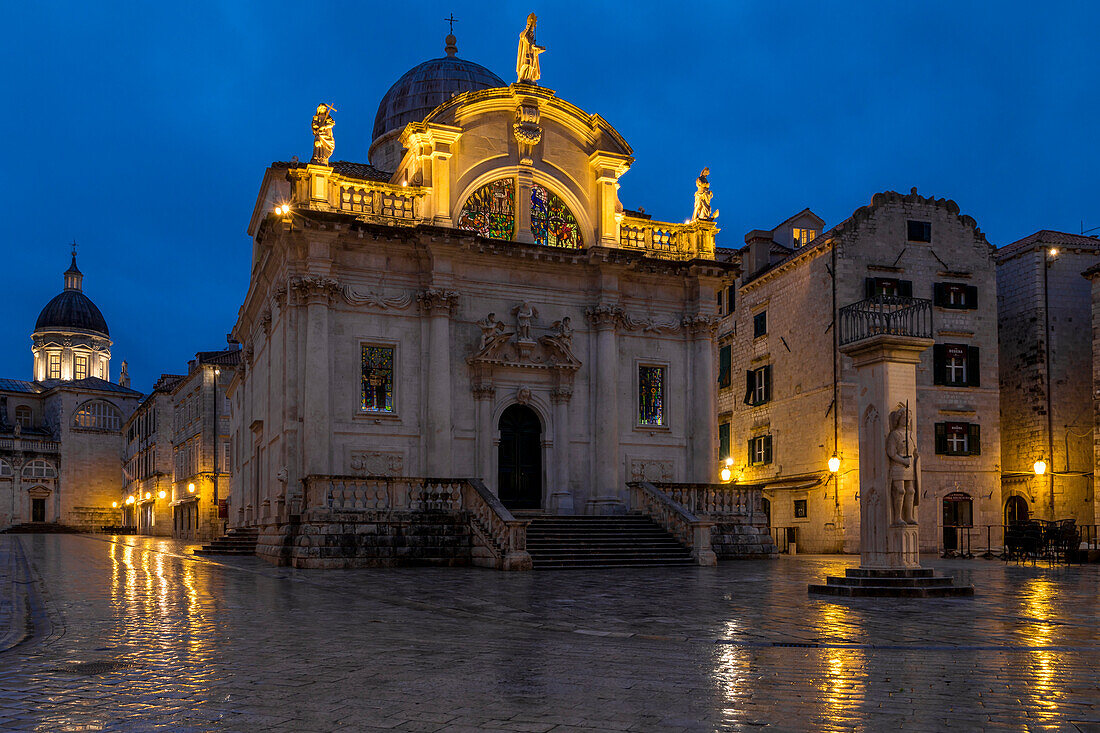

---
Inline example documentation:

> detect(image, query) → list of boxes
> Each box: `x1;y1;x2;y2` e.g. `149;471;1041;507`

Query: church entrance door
31;498;45;522
498;404;542;511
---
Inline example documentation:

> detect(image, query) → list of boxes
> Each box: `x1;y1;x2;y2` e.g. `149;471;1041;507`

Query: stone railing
618;215;718;262
657;482;758;519
286;165;426;226
627;481;716;566
300;475;530;570
0;438;60;453
337;182;420;221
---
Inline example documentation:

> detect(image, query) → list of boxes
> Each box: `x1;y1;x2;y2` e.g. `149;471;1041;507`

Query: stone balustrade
658;482;759;518
618;215;718;261
627;481;716;566
0;438;61;453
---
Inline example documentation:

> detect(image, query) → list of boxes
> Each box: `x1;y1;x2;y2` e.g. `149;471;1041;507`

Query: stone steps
809;567;974;597
2;522;82;534
194;528;259;557
526;515;695;570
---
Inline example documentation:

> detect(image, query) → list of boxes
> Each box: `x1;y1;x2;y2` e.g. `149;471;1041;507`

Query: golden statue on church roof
516;13;544;84
311;103;335;165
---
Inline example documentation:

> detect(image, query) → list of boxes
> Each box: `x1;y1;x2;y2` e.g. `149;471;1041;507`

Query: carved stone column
292;276;339;478
473;383;495;489
418;289;459;476
515;170;534;244
685;314;719;482
550;384;574;514
586;303;624;514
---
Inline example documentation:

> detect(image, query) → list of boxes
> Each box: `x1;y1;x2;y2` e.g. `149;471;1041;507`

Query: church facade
227;26;732;549
0;255;141;530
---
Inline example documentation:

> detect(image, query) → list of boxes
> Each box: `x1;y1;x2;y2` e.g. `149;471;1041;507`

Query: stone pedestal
809;333;973;598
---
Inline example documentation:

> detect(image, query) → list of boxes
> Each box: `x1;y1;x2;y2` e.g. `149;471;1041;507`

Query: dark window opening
907;220;931;242
753;311;767;338
793;499;807;518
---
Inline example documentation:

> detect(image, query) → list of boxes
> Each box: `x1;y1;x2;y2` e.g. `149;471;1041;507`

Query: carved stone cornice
343;285;413;310
272;284;288;310
550;386;573;404
472;384;496;401
259;310;272;335
621;312;683;334
585;303;624;331
290;275;340;305
682;314;720;336
416;288;459;315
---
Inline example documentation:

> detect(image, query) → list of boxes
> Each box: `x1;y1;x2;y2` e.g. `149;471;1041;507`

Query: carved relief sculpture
516;13;545;84
692;167;719;221
886;406;920;526
311;103;335;165
512;302;538;342
477;313;512;352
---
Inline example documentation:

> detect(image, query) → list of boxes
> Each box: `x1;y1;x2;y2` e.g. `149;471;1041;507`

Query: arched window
14;406;32;429
1005;495;1029;525
530;183;582;248
0;459;12;478
22;460;57;479
73;400;122;431
457;179;515;240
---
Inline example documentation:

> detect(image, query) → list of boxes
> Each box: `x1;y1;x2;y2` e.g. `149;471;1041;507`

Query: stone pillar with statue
809;296;973;597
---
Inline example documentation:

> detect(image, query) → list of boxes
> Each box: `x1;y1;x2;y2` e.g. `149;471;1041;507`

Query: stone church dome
34;255;109;336
369;34;505;171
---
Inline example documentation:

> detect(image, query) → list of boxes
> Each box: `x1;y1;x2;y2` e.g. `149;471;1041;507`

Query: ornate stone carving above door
628;457;674;483
348;450;404;477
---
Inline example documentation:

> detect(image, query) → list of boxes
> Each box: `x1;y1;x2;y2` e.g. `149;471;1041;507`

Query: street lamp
828;454;841;473
1033;459;1048;476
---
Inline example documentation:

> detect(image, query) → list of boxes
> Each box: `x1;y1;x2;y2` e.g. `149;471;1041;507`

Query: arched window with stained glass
457;179;515;240
530;183;583;248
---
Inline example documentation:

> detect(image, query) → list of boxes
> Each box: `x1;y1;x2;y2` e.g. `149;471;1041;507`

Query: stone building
0;254;141;530
122;374;182;534
225;27;764;568
998;232;1100;526
721;189;1001;554
167;349;238;541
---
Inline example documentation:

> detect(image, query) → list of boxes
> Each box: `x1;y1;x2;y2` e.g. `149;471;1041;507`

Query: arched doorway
1005;495;1029;525
498;404;542;511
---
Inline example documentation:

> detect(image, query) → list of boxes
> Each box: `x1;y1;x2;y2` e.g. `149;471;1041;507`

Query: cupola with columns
31;248;113;382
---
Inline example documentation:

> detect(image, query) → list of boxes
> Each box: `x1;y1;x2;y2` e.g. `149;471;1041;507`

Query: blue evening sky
1;1;1097;391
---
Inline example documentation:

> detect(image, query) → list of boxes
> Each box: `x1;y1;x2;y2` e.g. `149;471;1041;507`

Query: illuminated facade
0;255;140;530
228;30;730;542
122;374;181;535
720;190;1002;554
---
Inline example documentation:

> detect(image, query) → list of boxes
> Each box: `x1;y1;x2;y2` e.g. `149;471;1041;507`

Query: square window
748;434;773;465
792;228;817;247
753;311;767;338
638;365;666;426
935;422;980;456
74;355;87;381
48;353;61;380
794;499;807;518
361;346;394;413
907;220;931;243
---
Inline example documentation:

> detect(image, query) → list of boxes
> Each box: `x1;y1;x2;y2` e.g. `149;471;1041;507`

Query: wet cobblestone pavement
1;534;1098;731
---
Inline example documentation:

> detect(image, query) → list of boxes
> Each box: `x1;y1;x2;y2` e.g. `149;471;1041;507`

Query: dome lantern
32;251;112;382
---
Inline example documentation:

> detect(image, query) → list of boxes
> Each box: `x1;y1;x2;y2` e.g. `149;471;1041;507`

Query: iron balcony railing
838;295;933;346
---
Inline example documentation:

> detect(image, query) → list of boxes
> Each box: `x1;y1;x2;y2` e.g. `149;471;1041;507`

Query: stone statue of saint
516;13;545;84
692;167;719;221
477;312;510;351
311;104;335;165
886;406;920;527
549;316;573;347
512;302;538;341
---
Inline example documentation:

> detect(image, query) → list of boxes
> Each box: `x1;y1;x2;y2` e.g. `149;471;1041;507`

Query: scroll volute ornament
514;100;542;165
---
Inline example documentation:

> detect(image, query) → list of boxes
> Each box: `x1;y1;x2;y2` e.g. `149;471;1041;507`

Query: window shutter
966;285;978;309
934;423;948;454
933;282;945;306
718;423;731;460
967;347;981;387
932;344;947;385
743;371;754;405
763;435;773;464
728;285;736;311
899;280;913;297
865;277;876;299
747;438;754;463
763;365;773;402
718;346;731;388
968;423;981;455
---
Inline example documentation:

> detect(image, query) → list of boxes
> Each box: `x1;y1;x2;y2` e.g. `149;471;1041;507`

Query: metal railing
838;295;933;346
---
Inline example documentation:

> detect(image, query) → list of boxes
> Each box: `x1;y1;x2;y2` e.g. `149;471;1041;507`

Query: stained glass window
639;366;665;426
531;183;583;248
457;179;515;240
361;346;394;413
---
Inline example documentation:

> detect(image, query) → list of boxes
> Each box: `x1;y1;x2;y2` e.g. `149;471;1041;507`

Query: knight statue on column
886;406;920;527
311;103;335;165
516;13;545;84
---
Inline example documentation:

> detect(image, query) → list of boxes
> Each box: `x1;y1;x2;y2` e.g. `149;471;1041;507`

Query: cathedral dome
33;256;109;337
369;34;505;171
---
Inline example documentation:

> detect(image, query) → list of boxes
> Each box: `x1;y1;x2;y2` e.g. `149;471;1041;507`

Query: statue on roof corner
311;103;335;165
516;13;544;84
692;168;719;221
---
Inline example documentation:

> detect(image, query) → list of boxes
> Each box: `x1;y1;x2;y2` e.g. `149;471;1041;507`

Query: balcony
0;437;61;453
618;214;717;261
838;295;933;346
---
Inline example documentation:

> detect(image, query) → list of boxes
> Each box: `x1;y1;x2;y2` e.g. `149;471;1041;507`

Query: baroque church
226;19;770;567
0;253;141;530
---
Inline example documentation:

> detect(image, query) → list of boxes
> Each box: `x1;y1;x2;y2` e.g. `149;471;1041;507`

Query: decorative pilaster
585;303;625;514
291;276;339;476
418;289;459;476
550;385;575;514
684;314;720;483
588;152;633;247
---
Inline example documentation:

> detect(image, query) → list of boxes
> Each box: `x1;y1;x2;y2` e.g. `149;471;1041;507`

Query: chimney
743;230;774;278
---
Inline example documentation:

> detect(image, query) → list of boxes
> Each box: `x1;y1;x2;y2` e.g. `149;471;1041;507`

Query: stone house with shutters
121;374;181;535
720;189;1001;554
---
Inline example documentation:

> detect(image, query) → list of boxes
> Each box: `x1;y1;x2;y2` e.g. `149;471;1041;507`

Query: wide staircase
525;514;696;570
2;522;82;534
193;527;259;557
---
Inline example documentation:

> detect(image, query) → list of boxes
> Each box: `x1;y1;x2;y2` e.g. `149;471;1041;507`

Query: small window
716;290;724;314
865;277;913;298
638;365;666;426
74;355;87;381
743;365;772;406
935;422;981;456
718;345;732;389
933;344;980;387
933;283;978;310
361;346;395;413
48;353;61;380
0;459;12;478
718;422;731;461
907;220;931;243
727;284;736;313
792;228;817;247
793;499;808;518
14;406;32;429
753;310;767;338
748;434;773;465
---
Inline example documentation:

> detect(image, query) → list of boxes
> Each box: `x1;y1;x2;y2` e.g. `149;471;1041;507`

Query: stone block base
712;521;779;559
808;567;974;597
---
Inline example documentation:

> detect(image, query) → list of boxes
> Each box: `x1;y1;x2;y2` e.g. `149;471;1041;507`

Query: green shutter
934;423;948;455
718;345;731;388
967;347;981;387
968;423;981;455
719;423;731;460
